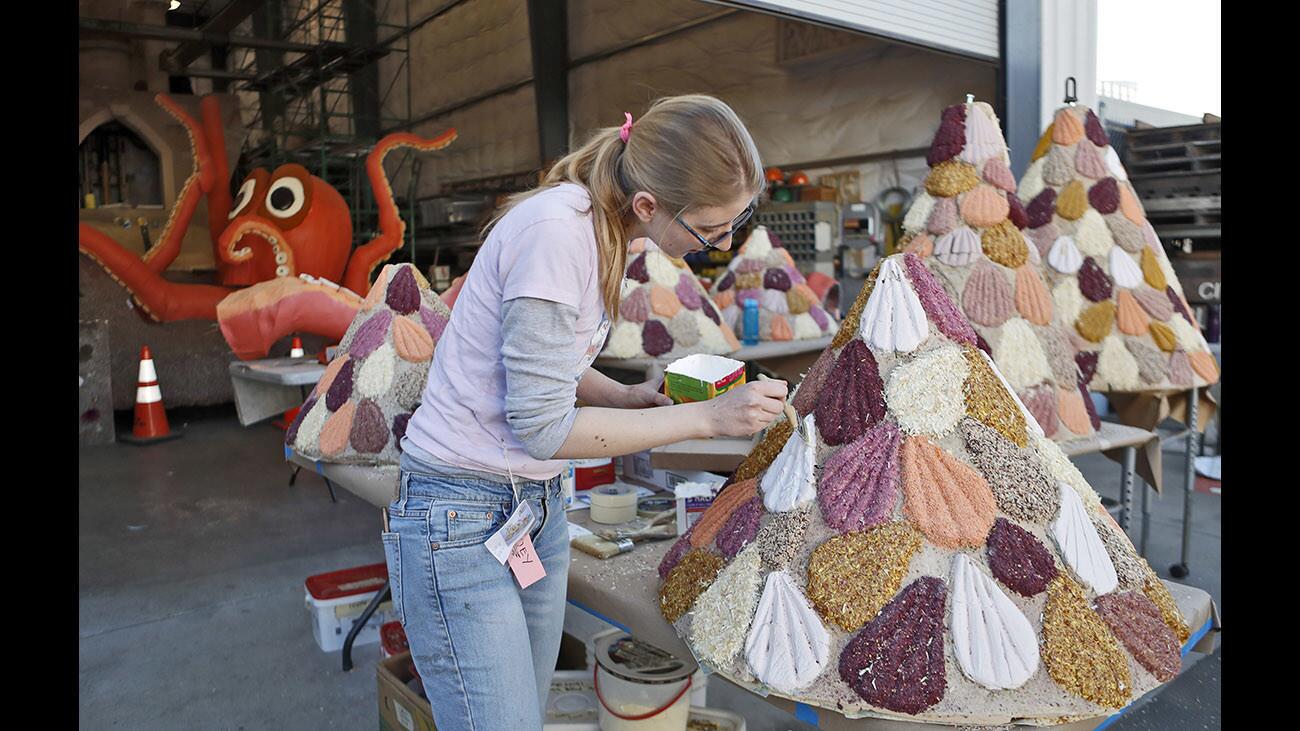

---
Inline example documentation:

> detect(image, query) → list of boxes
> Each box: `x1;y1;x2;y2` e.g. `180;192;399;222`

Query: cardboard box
663;354;745;404
377;652;437;731
617;452;727;496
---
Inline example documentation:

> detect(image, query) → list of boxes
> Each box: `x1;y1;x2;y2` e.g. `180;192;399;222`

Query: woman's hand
617;380;674;409
703;379;789;437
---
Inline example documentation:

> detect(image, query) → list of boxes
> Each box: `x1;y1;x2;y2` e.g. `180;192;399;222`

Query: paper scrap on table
672;481;719;499
567;521;594;541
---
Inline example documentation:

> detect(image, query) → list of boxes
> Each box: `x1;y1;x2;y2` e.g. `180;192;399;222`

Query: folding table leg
1119;446;1135;531
1170;386;1199;579
1140;481;1151;557
343;583;392;672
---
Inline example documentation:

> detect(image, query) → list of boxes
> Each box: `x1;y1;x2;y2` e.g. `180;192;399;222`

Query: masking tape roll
589;484;639;524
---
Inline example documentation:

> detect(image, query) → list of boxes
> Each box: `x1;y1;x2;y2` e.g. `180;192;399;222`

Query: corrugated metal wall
379;0;997;198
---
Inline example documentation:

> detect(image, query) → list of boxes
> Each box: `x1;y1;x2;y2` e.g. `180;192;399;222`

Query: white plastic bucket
593;633;694;731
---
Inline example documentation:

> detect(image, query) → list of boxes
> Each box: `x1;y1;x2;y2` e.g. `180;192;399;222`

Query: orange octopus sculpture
78;93;458;359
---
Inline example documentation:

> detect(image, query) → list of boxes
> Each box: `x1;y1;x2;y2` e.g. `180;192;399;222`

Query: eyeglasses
675;203;756;251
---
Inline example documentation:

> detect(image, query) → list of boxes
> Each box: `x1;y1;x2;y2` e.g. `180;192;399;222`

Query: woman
384;95;789;730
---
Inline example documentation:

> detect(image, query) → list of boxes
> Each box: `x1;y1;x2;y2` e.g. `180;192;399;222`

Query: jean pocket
431;499;507;549
380;532;406;626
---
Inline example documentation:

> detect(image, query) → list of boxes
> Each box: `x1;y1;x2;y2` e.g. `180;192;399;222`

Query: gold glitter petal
659;549;724;623
805;523;922;632
1042;575;1132;709
961;346;1028;447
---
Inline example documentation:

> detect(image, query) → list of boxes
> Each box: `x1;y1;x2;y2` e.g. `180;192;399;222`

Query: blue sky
1097;0;1221;116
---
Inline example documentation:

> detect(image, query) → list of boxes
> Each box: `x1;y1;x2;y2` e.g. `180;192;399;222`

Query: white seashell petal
602;321;642;358
885;345;969;437
1023;233;1041;265
1104;146;1129;181
1074;209;1115;257
933;227;982;267
859;257;929;353
1048;236;1084;274
1052;280;1085;323
961;104;1008;164
903;191;936;233
1050;483;1119;594
950;553;1039;690
742;226;774;259
1096;335;1141;390
1020;158;1047;202
761;414;818;512
992;319;1053;393
744;570;831;694
1109;248;1144;289
356;343;396;399
647;249;684;288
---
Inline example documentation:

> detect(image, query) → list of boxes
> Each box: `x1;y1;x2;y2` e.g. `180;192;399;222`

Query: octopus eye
229;179;257;220
266;177;306;219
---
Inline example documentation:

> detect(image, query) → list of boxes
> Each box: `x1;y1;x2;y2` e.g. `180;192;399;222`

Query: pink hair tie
619;112;634;143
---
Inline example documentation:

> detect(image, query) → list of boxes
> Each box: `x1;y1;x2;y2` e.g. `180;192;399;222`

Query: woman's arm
552;379;789;459
576;367;673;408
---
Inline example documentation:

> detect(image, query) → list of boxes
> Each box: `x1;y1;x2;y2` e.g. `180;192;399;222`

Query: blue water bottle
742;299;760;345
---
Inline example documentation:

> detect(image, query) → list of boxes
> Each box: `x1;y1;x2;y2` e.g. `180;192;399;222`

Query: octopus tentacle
79;223;232;322
343;129;458;295
143;93;215;274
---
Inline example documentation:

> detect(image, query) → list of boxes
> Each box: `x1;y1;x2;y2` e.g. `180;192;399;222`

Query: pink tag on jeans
508;533;546;589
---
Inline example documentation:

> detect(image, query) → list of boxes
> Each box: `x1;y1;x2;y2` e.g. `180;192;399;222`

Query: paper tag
507;533;547;589
393;700;415;731
484;500;536;564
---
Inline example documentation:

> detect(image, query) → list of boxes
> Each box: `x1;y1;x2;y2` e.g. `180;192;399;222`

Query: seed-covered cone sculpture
708;226;837;342
900;99;1095;441
657;253;1190;725
1019;105;1219;392
287;263;451;465
602;238;740;359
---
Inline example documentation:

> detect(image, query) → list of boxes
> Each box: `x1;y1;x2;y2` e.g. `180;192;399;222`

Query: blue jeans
382;461;570;731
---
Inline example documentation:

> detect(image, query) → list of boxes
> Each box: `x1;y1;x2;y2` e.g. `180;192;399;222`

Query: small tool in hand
757;373;803;440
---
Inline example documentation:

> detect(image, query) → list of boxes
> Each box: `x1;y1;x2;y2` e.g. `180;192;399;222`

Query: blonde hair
486;94;765;319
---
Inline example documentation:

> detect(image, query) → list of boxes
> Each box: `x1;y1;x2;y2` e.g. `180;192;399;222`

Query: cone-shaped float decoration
708;226;838;342
602;238;740;359
1020;105;1219;392
287;263;452;465
656;253;1190;725
900;98;1094;441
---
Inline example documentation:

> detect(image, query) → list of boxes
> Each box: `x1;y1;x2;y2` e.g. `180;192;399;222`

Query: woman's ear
630;191;657;224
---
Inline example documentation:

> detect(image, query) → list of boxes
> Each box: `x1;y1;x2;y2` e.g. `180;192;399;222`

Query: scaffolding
229;0;420;263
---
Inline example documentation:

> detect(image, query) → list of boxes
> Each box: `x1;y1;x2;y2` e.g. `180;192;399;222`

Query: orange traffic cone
121;345;182;445
274;337;307;430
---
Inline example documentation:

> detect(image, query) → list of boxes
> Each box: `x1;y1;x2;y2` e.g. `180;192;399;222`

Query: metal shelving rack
233;0;420;262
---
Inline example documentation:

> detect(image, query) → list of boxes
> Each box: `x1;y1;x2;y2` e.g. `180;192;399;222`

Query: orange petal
1119;184;1146;226
319;401;357;457
1058;387;1092;435
360;269;390;311
1116;290;1150;336
650;285;682;318
1014;265;1053;325
1188;351;1219;383
903;232;934;259
392;315;435;362
770;314;793;341
1052;109;1085;145
959;185;1011;228
689;479;758;548
900;436;997;549
714;289;735;310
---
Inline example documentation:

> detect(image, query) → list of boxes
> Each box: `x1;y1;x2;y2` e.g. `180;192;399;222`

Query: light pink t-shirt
404;183;608;480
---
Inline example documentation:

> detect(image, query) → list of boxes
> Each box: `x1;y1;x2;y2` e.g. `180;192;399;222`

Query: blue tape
565;599;631;633
1088;617;1217;731
283;445;293;461
794;702;819;725
315;460;324;475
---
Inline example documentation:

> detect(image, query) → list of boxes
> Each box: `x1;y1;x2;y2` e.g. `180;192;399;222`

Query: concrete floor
79;407;1221;730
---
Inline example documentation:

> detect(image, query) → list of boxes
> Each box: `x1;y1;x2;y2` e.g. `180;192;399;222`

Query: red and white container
571;458;616;491
303;563;397;653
